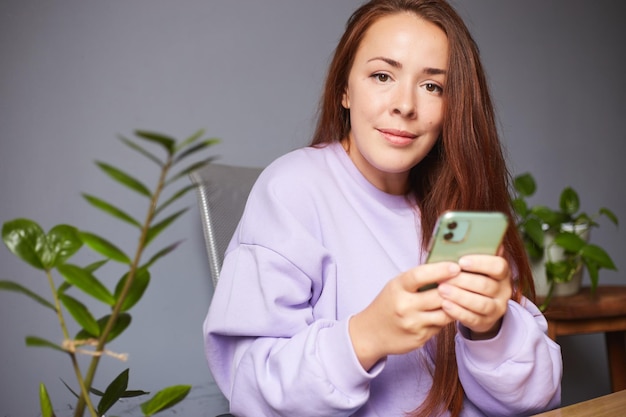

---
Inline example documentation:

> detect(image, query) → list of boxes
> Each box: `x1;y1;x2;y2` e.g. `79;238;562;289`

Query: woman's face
342;12;448;195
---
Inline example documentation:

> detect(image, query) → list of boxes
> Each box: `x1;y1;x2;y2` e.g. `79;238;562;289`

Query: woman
204;1;562;416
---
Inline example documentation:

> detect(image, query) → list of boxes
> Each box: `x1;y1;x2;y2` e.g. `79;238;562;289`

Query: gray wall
1;1;624;415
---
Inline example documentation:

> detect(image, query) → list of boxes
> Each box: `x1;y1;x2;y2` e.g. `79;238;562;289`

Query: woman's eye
425;83;443;94
372;73;391;83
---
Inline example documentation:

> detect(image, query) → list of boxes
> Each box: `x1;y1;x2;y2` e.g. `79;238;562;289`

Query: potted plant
1;130;218;417
511;172;618;310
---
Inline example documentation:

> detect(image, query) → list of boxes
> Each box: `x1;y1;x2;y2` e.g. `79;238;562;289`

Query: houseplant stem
46;269;98;416
74;158;172;417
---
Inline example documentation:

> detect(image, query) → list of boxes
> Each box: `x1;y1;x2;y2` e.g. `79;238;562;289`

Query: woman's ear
341;89;350;109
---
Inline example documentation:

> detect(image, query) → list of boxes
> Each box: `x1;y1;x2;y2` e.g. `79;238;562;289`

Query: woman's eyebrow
424;67;447;75
368;56;403;68
366;56;446;75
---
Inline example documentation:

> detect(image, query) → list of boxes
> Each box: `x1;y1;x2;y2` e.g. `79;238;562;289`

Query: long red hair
310;1;535;416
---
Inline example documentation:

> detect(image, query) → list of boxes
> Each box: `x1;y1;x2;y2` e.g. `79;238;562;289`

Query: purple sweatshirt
204;142;562;417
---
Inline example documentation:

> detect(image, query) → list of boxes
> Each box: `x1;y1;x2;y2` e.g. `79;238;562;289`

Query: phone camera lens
447;221;458;230
443;232;454;241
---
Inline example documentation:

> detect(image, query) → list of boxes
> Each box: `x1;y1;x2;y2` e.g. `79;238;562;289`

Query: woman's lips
378;128;417;146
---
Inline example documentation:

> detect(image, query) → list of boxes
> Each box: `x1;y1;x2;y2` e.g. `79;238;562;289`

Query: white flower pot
532;223;590;297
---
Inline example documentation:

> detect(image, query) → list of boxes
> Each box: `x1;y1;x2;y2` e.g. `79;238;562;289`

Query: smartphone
418;211;509;291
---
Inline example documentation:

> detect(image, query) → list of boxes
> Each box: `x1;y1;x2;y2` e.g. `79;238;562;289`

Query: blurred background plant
512;172;618;308
1;130;218;417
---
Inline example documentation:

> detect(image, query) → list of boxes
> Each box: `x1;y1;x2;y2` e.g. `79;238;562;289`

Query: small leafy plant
512;172;618;300
1;130;218;417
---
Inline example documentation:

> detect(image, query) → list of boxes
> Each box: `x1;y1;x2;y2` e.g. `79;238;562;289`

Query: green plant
512;172;618;300
1;130;218;417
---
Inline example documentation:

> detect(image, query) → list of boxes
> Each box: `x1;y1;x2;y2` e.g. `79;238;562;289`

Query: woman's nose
392;84;417;118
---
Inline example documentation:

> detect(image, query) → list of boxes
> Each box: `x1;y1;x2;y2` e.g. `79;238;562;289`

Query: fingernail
438;283;451;296
458;257;471;268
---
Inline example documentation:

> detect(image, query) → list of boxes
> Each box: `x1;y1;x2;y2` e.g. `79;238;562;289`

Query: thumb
402;262;461;293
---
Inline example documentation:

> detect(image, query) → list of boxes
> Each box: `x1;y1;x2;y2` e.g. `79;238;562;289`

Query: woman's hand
349;262;460;370
436;254;512;340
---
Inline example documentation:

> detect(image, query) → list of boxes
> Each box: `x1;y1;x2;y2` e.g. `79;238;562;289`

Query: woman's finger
400;261;461;293
458;255;510;280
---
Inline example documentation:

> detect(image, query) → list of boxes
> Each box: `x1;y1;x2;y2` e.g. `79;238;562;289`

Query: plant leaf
76;313;132;343
173;138;220;163
121;389;151;398
83;194;142;228
2;218;47;269
175;128;205;151
584;258;600;293
60;378;81;399
523;218;544;248
134;130;176;156
84;259;109;273
91;385;149;398
115;268;151;312
26;336;64;352
59;294;100;337
119;135;164;167
39;383;56;417
47;225;83;267
96;161;152;197
165;157;217;186
3;221;82;270
574;213;594;226
57;264;116;306
142;241;183;269
599;207;619;226
511;197;528;218
531;207;565;230
140;385;191;416
105;313;132;342
58;281;71;294
553;231;586;253
60;260;108;295
581;244;617;270
545;259;577;284
98;368;129;415
154;185;195;218
145;208;188;246
559;187;580;216
513;173;536;197
79;231;131;264
0;280;56;311
524;239;543;260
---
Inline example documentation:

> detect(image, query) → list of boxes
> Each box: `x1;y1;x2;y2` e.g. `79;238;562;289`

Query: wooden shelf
538;286;626;392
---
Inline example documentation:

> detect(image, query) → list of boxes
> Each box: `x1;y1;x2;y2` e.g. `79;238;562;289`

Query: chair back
189;163;263;287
